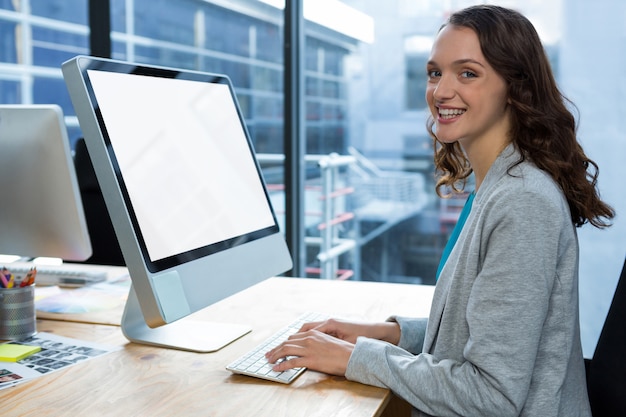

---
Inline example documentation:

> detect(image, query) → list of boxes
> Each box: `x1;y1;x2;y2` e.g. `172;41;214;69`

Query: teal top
436;192;475;280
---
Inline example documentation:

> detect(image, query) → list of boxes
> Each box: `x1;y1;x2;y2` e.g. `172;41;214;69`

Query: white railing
257;151;427;281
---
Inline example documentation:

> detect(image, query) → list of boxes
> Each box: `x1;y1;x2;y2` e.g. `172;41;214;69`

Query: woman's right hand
265;318;401;375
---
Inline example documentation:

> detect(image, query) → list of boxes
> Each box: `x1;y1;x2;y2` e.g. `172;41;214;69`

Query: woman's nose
433;75;455;100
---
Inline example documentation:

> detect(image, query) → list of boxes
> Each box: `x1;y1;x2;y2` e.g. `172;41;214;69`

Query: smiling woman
266;5;614;417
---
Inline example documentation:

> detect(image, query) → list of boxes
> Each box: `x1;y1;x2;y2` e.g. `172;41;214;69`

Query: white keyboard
6;263;108;287
226;311;328;384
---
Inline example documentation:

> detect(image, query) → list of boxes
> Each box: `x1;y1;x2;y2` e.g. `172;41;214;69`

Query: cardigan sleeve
387;316;428;354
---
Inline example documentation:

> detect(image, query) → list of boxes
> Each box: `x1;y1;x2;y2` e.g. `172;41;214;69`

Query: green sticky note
0;343;41;362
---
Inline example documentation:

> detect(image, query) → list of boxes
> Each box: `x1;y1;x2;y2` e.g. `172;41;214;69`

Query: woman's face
426;25;510;150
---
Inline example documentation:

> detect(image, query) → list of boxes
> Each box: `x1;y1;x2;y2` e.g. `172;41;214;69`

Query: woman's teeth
439;108;465;119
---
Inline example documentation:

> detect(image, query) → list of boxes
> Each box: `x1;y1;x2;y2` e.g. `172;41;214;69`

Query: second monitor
62;55;292;352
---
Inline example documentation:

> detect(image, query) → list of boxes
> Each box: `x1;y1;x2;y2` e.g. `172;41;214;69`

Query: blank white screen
87;70;275;262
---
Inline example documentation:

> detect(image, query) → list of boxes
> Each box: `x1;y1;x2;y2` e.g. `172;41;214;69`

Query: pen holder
0;285;36;341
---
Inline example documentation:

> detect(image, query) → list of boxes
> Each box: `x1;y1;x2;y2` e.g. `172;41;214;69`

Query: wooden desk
2;277;434;417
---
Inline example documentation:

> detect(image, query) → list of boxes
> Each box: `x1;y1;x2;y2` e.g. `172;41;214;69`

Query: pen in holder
0;285;37;341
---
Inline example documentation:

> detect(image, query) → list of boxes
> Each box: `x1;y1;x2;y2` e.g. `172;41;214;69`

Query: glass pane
33;76;74;115
32;27;89;67
133;0;196;44
0;20;17;63
30;0;87;25
0;80;20;103
0;0;16;11
111;0;127;33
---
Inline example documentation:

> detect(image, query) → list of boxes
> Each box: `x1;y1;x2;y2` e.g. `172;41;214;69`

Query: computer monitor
0;104;92;261
62;55;292;352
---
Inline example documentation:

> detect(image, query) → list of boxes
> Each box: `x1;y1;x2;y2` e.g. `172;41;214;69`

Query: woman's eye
427;70;441;78
461;71;477;78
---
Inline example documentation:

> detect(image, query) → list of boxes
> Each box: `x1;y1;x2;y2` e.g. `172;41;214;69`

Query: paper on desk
0;332;120;391
34;285;63;301
35;280;129;314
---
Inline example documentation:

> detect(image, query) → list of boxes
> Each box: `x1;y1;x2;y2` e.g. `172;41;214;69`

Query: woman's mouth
438;108;466;119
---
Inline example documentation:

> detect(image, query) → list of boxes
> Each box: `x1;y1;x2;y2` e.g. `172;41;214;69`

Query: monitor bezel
73;58;280;274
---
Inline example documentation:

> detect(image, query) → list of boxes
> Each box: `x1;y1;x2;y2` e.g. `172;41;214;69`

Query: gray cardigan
345;145;592;417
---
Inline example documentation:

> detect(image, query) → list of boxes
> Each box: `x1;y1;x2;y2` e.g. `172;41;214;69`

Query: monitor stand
121;285;251;352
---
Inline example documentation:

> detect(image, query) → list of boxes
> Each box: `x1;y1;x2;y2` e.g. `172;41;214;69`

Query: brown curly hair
428;5;614;228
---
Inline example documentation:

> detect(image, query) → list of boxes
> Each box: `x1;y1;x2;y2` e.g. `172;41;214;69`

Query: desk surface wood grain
2;277;434;417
